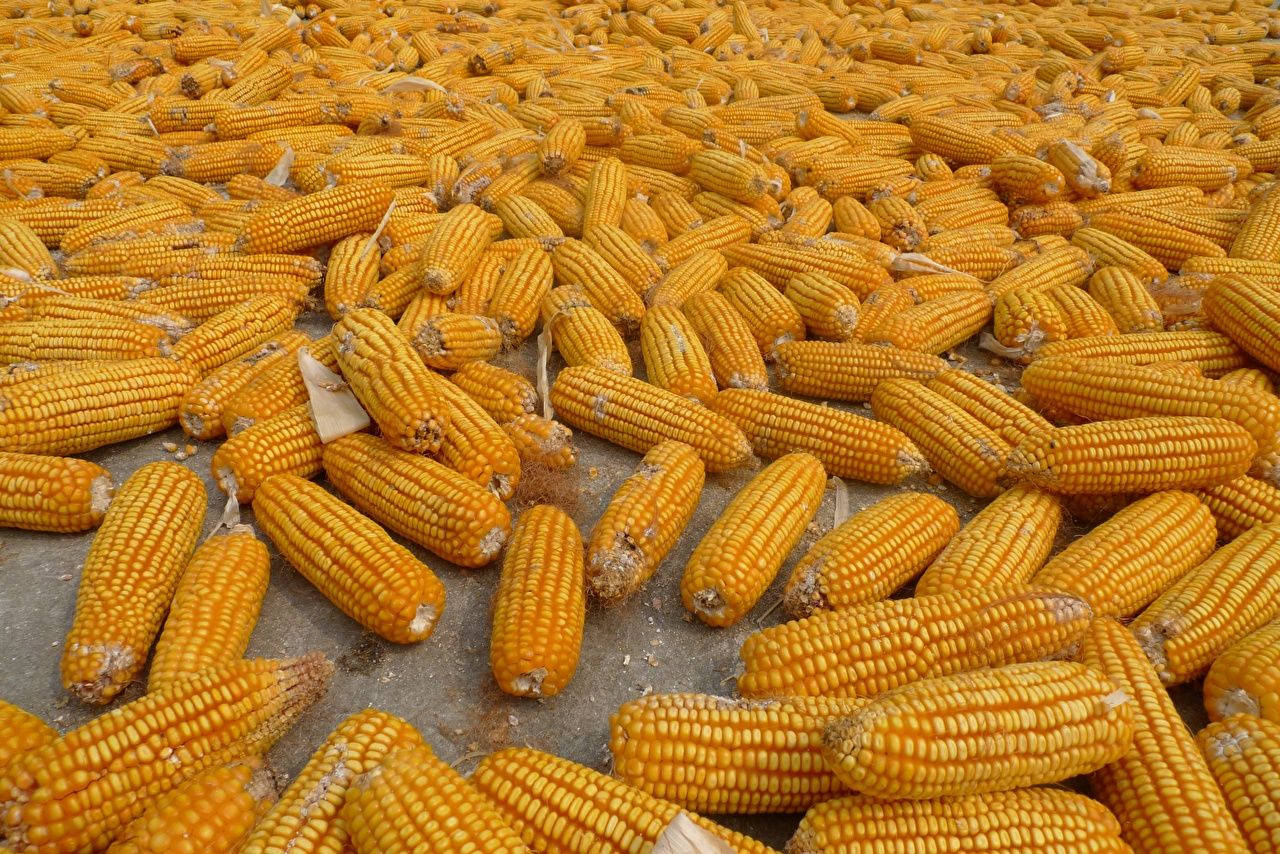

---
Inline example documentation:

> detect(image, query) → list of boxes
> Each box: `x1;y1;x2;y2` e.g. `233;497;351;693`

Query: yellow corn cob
986;244;1095;300
681;452;826;627
425;370;522;499
489;247;553;348
333;308;449;454
895;272;986;303
1131;520;1280;685
581;156;628;232
323;232;380;318
256;474;445;643
1204;273;1280;372
450;361;536;423
723;242;889;298
1229;189;1280;261
923;370;1049;447
867;291;992;354
212;405;324;503
407;312;503;371
609;693;867;814
831;197;881;240
647;249;728;307
551;237;646;333
1011;202;1085;239
0;198;128;247
543;288;632;375
1087;266;1164;332
0;317;170;362
147;526;270;691
449;250;507;315
1087;208;1225;270
171;295;299;375
1133;146;1248;190
107;757;277;854
640;303;718;403
493;194;564;241
1193;474;1280;541
785;271;860;342
1203;617;1280;724
1081;617;1249;853
1008;417;1257;495
653;216;752;270
909;115;1020;165
538;118;586;176
783;492;958;618
717;266;805;357
620;197;667;249
414;202;502;295
775;340;948;401
490;504;585;697
61;462;204;703
689;148;776;203
240;182;394;253
0;451;113;533
991;153;1067;204
1221;369;1274;396
342;744;526;854
1048;283;1120;338
469;748;776;854
0;699;56;774
867;195;927;251
0;219;56;277
240;709;424;854
584;224;661;295
179;331;309;440
683;290;769;390
1196;715;1280;854
650;191;704;236
586;440;704;605
521;181;585;236
0;654;331;854
502;414;576;469
58;198;191;252
10;293;191;339
1033;330;1248;376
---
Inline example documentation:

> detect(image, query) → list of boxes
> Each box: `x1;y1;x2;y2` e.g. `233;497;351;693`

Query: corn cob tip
62;642;136;704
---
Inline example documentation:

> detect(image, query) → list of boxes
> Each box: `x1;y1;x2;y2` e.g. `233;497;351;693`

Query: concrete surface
0;309;1209;849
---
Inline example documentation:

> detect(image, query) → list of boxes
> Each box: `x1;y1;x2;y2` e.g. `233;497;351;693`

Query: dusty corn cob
1203;618;1280;724
0;317;170;362
785;271;859;342
211;404;323;504
585;441;704;605
502;414;577;469
240;182;394;253
737;585;1092;699
1130;520;1280;685
333;308;449;454
551;237;646;333
61;462;205;704
469;748;776;854
681;453;825;627
609;693;867;814
1204;273;1280;372
0;700;56;773
639;303;718;403
782;492;958;619
1081;617;1249;854
1194;475;1280;540
179;331;309;440
821;661;1133;798
1032;330;1248;376
717;266;805;357
0;452;112;533
171;295;299;376
0;654;331;854
1007;417;1256;495
1030;491;1216;618
450;361;537;423
414;203;502;295
240;708;423;854
787;788;1130;854
1196;715;1280;854
255;474;446;643
550;365;750;472
342;744;526;854
490;505;585;698
774;341;947;401
107;757;278;854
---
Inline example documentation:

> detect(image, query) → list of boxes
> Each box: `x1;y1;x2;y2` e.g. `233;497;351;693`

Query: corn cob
538;119;586;176
581;156;628;232
985;245;1094;300
0;699;56;773
61;462;205;704
609;693;867;814
1204;273;1280;372
469;748;776;854
774;341;947;402
689;149;775;203
682;453;825;627
179;331;309;441
239;707;424;854
0;452;112;533
653;216;752;270
923;370;1048;447
489;247;553;348
255;474;445;643
785;271;859;342
407;312;503;371
1202;617;1280;726
493;195;564;241
211;404;323;504
10;293;191;340
1081;617;1249;853
342;744;525;854
0;316;170;362
323;232;380;318
147;526;269;691
0;655;331;854
1131;520;1280;685
1133;147;1248;191
717;266;805;357
737;585;1092;699
647;249;728;307
58;198;190;253
681;289;769;390
0;219;56;277
1193;474;1280;541
551;237;646;333
639;303;718;403
422;370;522;500
1086;266;1164;333
502;414;577;469
867;291;992;355
585;224;661;295
240;182;394;253
783;492;958;619
1033;330;1248;376
414;202;502;295
171;295;298;375
450;361;536;423
1195;715;1280;854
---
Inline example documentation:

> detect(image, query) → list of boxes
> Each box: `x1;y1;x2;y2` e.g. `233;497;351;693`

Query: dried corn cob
407;313;503;371
489;248;553;348
1196;715;1280;854
211;404;323;504
867;291;992;355
1033;330;1248;376
1204;273;1280;372
323;232;380;318
986;245;1094;300
581;156;628;231
785;271;860;342
775;341;947;401
0;452;112;533
1087;266;1164;333
718;266;805;357
647;249;728;307
639;303;717;403
0;317;170;362
0;699;55;773
502;414;576;469
654;216;752;270
171;295;298;375
415;202;502;295
424;371;522;500
450;361;537;423
179;331;309;440
584;224;660;295
552;237;646;333
682;290;768;390
1203;617;1280;725
240;182;394;253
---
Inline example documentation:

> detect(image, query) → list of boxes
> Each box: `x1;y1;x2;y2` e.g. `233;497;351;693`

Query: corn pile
4;0;1280;846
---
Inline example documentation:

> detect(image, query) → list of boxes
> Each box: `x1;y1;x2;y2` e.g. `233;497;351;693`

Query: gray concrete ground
0;309;1209;849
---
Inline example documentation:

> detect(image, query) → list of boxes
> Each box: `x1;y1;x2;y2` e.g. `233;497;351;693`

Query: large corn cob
1080;617;1249;854
681;453;826;627
609;693;867;814
449;362;536;423
469;748;777;854
586;440;704;605
211;404;323;503
1030;491;1216;618
552;238;646;333
0;654;331;854
737;586;1092;699
423;371;522;499
0;317;170;362
820;661;1134;798
1032;330;1248;376
255;474;446;643
61;462;205;704
717;266;805;357
1204;618;1280;724
240;182;394;253
0;700;56;774
171;296;299;376
415;203;502;295
0;452;112;533
240;710;424;854
1204;273;1280;371
866;291;993;355
543;286;632;375
1007;417;1256;495
782;492;958;618
147;527;270;691
1197;715;1280;854
774;341;948;401
1130;520;1280;685
639;303;718;403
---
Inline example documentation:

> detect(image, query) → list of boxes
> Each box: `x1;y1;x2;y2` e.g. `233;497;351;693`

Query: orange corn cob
1197;715;1280;854
1204;273;1280;372
581;156;628;231
171;295;299;375
450;361;537;423
1032;330;1248;376
985;245;1094;300
179;331;309;440
718;266;805;357
489;248;554;348
211;404;323;503
240;182;395;253
0;452;113;533
424;371;522;499
323;232;380;318
414;203;502;295
774;341;947;401
1203;618;1280;724
1088;266;1164;332
785;271;860;342
0;317;170;362
682;289;768;390
924;370;1051;447
866;291;992;355
502;414;577;469
1194;475;1280;540
647;249;728;308
408;313;503;371
653;216;752;271
551;237;646;333
0;700;56;773
640;303;718;403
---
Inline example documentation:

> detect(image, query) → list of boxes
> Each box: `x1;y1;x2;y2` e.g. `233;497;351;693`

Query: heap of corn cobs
3;0;1280;846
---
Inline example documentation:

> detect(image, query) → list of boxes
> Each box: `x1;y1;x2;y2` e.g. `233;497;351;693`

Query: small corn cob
450;361;537;423
788;789;1130;854
0;700;56;773
107;758;277;854
867;196;927;251
414;203;502;295
211;405;323;504
1195;475;1280;540
240;709;424;854
179;331;309;440
1131;520;1280;685
408;313;503;371
240;182;395;253
0;452;112;533
1032;330;1248;376
640;304;717;403
171;295;299;375
425;371;522;500
333;308;449;454
493;195;564;241
490;504;585;698
1081;617;1249;854
323;232;380;318
1204;618;1280;724
783;492;958;618
342;744;526;854
581;157;628;232
0;654;331;854
866;291;992;355
1087;266;1164;333
1197;715;1280;854
620;197;668;249
585;224;661;295
469;748;775;854
681;453;826;627
58;198;190;253
610;693;867;814
503;414;577;469
1007;417;1257;495
679;290;768;390
551;238;646;333
1031;491;1216;618
0;317;170;362
718;266;805;357
654;216;753;270
255;474;446;643
1204;274;1280;372
986;245;1094;300
539;119;586;176
785;271;860;342
147;527;269;691
61;462;205;704
1048;139;1113;197
774;341;947;402
489;248;554;348
738;585;1091;699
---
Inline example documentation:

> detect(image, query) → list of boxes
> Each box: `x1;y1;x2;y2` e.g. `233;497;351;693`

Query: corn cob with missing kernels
503;414;577;469
1196;715;1280;854
0;452;113;533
